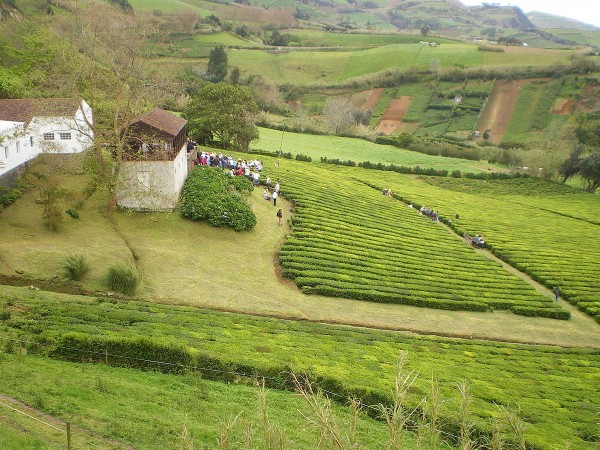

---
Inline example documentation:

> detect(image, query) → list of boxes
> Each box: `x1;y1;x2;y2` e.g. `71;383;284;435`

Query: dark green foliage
107;265;140;295
228;175;254;194
511;306;571;320
181;166;256;231
0;187;22;206
205;45;228;82
0;310;10;321
65;208;79;219
62;254;90;282
295;153;312;162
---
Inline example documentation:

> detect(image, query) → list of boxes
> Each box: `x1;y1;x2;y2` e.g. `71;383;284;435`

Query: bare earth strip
478;80;531;144
376;96;411;135
362;88;385;110
551;98;575;115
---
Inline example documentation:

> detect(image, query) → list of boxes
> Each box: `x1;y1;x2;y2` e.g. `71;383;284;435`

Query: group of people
263;178;281;206
192;148;264;174
419;206;440;222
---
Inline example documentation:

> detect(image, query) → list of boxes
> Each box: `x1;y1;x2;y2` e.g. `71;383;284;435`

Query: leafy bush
107;265;140;295
65;208;80;219
62;254;90;281
228;175;254;194
181;167;256;231
0;310;10;321
0;187;22;207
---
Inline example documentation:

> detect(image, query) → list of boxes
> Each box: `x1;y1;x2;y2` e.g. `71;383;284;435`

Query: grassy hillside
0;352;394;449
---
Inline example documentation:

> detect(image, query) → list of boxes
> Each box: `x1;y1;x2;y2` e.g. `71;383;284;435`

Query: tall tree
184;83;259;151
206;45;228;82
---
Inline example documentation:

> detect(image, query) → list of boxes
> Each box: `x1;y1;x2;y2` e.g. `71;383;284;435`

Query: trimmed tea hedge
261;159;566;317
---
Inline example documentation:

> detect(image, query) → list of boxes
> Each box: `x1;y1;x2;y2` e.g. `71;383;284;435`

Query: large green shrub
181;167;256;231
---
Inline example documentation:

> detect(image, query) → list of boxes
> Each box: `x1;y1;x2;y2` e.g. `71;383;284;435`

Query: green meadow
254;127;493;172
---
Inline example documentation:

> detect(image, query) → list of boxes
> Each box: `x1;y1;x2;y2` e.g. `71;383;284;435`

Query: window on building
137;171;150;192
16;142;20;154
30;136;33;146
43;133;55;141
59;132;72;140
3;146;8;159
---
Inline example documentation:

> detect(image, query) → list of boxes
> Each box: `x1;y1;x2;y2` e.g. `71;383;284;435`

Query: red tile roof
130;108;187;137
0;98;82;126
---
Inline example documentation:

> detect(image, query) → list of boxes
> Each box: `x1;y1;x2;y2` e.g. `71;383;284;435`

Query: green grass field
0;352;395;449
254;127;493;172
226;42;577;85
1;287;599;449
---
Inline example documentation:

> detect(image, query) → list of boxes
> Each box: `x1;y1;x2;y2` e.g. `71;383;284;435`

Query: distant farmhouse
0;98;93;185
117;108;189;211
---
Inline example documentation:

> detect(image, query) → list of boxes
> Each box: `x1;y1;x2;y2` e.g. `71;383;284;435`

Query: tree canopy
205;45;228;82
184;83;259;151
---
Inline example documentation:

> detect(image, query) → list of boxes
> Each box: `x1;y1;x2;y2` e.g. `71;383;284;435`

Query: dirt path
478;79;530;144
0;394;136;449
376;96;411;135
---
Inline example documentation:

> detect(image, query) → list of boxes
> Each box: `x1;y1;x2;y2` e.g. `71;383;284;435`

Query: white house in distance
0;98;94;184
116;108;189;211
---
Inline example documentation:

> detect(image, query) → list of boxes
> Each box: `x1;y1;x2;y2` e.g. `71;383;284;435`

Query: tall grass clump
106;265;140;295
62;254;90;281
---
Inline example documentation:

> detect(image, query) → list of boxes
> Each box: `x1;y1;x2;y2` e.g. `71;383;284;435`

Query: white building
116;108;189;211
0;98;94;182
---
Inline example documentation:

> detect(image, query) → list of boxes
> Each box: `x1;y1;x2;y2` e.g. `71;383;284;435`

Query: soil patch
477;79;532;144
551;98;574;115
576;82;600;112
375;96;411;135
362;88;385;111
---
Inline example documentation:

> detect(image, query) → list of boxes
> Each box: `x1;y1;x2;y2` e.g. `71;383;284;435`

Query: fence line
0;399;65;433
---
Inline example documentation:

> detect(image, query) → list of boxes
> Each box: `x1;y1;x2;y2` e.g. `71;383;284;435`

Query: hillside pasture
503;79;561;144
0;353;393;449
254;127;492;172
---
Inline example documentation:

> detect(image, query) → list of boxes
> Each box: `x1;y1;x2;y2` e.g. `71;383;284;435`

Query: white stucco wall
0;121;33;176
0;99;94;178
116;145;189;211
30;100;93;155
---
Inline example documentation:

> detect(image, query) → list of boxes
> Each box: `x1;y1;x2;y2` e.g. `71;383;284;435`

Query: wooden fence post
67;421;72;450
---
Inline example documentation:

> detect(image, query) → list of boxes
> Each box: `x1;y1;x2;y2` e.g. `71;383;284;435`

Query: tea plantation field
344;168;600;322
1;287;598;449
263;159;567;318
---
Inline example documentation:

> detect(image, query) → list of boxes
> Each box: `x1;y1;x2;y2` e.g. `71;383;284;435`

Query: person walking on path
276;209;283;226
554;285;560;302
272;190;278;206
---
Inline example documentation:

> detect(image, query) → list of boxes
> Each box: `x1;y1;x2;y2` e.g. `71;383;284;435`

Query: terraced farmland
265;160;566;317
346;170;600;322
